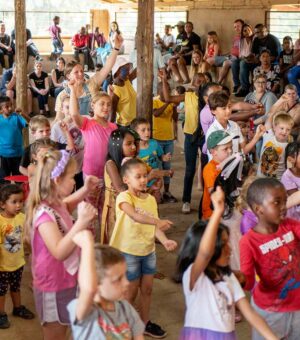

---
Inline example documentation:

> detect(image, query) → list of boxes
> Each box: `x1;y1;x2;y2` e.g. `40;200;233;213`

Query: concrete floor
1;144;251;340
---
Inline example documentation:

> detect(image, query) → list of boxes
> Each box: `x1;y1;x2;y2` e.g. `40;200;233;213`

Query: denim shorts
122;252;156;281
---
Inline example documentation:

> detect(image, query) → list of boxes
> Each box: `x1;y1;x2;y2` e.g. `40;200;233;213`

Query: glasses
255;81;266;84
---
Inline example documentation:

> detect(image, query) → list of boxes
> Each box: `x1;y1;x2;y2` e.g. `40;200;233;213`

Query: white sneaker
182;202;191;214
84;65;88;72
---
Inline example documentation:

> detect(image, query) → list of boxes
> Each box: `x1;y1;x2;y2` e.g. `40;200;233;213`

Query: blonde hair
92;92;111;104
190;49;203;79
235;175;258;213
65;60;82;77
29;115;50;132
25;150;76;240
273;112;294;127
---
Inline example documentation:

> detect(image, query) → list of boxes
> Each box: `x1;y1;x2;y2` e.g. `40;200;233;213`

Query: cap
207;130;232;150
175;21;185;27
112;56;132;77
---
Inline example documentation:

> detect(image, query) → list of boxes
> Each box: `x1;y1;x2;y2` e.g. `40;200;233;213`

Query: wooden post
136;0;154;121
14;0;28;145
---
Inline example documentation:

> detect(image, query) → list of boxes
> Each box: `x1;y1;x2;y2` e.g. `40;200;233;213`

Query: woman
50;57;66;98
189;49;203;80
253;50;280;94
109;21;124;54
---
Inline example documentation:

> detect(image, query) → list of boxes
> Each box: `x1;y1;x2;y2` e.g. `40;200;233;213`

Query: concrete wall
188;8;266;53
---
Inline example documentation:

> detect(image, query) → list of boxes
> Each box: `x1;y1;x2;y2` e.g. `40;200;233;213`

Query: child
202;130;233;219
240;178;300;339
67;230;145;339
0;184;34;329
202;31;221;72
110;158;177;338
175;187;278;340
49;16;63;58
205;91;266;160
70;81;117;228
131;117;175;203
26;149;98;338
29;61;50;116
281;142;300;219
279;36;294;82
0;96;29;183
51;96;85;189
257;112;294;179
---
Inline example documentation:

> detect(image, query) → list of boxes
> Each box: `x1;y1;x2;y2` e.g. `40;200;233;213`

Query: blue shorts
122;252;156;281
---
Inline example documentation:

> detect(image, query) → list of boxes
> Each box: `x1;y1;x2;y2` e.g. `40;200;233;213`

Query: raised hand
77;202;97;229
211;186;225;214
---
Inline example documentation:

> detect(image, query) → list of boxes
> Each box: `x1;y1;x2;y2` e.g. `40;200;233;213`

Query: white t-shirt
162;34;175;48
182;265;245;333
206;119;244;160
257;129;287;180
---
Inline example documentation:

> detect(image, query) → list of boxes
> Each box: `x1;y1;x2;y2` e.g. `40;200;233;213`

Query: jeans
287;65;300;96
52;39;63;55
182;133;201;203
32;91;48;110
27;43;40;60
239;60;257;91
0;48;14;68
74;47;93;69
156;140;174;185
231;58;240;88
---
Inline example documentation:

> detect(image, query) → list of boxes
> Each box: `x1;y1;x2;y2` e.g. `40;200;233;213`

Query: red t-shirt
72;33;89;48
240;218;300;312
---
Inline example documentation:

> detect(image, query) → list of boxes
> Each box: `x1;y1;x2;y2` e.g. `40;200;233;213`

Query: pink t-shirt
81;117;117;178
231;35;241;58
49;24;61;40
32;203;77;292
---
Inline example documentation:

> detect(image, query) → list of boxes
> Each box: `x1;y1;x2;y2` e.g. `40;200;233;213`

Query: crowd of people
0;13;300;340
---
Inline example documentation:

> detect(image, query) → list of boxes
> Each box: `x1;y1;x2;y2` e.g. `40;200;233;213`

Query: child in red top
240;177;300;340
202;31;221;72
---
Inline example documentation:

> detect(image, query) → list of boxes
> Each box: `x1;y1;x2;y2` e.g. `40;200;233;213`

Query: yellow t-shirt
0;213;25;271
110;191;158;256
113;80;137;126
183;92;198;135
152;97;175;141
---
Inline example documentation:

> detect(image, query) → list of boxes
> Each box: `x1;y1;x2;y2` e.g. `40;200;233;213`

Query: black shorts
0;266;24;295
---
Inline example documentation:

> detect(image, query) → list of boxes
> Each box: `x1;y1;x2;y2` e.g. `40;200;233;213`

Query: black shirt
29;71;48;90
182;32;202;54
251;34;281;61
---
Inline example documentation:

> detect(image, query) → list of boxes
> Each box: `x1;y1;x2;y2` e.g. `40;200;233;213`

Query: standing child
0;96;29;183
110;158;177;338
49;16;64;59
68;230;145;339
26;150;98;339
0;184;34;329
240;178;300;339
176;187;278;340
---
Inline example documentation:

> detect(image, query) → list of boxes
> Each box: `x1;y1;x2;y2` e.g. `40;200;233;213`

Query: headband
51;150;70;179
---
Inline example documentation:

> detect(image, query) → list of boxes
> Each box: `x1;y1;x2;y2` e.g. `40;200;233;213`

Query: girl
50;57;66;98
109;21;124;54
189;50;203;81
281;142;300;219
110;158;177;339
26;150;98;340
68;230;145;340
69;80;117;228
0;184;34;329
175;187;279;340
29;61;50;116
202;31;220;72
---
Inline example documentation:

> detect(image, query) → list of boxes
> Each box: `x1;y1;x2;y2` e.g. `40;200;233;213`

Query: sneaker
84;65;88;72
0;313;10;329
182;202;191;214
162;192;177;203
12;305;35;320
35;55;43;62
144;321;167;338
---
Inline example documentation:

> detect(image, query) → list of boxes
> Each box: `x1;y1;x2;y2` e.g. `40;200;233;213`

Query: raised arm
241;124;265;155
69;80;84;128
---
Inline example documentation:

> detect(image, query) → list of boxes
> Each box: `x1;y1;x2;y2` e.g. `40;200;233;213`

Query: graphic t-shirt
0;213;25;271
240;218;300;312
138;139;163;170
280;50;294;66
67;299;144;340
29;71;48;90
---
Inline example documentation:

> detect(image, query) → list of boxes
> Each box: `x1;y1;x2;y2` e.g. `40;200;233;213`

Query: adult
71;26;93;71
109;21;124;55
89;27;107;67
11;28;42;62
49;15;63;58
236;24;281;97
217;19;244;89
168;21;201;84
55;34;123;120
0;64;33;115
253;50;280;95
0;22;14;69
50;57;66;98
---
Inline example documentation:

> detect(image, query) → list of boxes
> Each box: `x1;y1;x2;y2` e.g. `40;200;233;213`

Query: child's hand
255;124;266;138
211;186;225;214
162;152;172;162
162;239;177;251
253;103;265;115
59;120;68;132
77;202;97;229
73;230;94;247
156;219;173;231
114;33;124;50
84;176;101;192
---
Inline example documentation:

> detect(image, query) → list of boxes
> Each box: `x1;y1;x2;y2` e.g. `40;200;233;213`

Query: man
71;26;93;71
236;23;281;97
0;22;14;69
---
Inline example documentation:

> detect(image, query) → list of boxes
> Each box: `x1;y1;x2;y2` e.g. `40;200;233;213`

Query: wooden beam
136;0;154;120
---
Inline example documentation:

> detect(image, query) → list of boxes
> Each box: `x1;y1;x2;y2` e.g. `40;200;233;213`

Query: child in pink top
26;149;98;338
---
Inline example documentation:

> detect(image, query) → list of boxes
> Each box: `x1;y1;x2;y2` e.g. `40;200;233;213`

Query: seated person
71;26;93;71
0;22;14;68
287;39;300;96
89;27;107;68
50;57;66;98
279;36;295;85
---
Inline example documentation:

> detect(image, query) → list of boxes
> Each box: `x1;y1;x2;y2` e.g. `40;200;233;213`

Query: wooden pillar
136;0;154;120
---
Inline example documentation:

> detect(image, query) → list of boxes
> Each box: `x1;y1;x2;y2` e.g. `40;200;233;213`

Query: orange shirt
202;160;221;219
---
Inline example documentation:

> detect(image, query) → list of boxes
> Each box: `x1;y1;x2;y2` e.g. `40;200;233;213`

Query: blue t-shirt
0;113;27;157
0;68;13;95
138;139;163;170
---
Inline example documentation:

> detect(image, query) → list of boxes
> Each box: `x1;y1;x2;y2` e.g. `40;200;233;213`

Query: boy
240;178;300;340
202;130;233;219
0;97;29;183
131;118;174;203
257;112;294;180
205;91;265;160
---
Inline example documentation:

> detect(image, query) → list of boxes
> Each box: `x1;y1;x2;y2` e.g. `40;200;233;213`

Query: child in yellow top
110;158;177;338
0;184;34;329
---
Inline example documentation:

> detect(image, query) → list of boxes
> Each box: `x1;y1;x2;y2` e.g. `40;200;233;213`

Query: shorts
0;266;24;295
33;285;77;325
122;252;156;281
